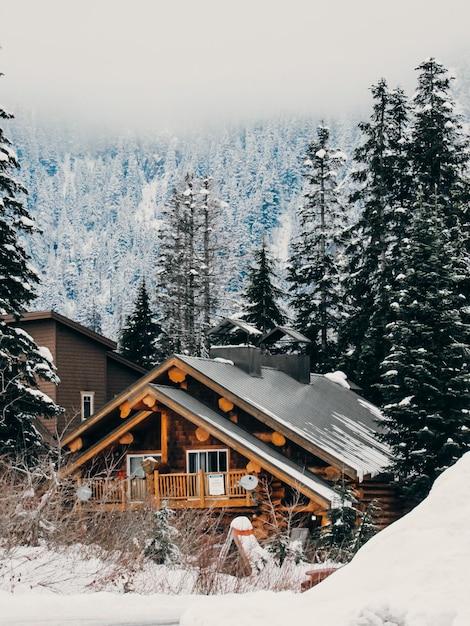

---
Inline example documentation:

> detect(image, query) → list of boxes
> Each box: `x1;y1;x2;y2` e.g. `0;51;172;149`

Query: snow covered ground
2;452;470;625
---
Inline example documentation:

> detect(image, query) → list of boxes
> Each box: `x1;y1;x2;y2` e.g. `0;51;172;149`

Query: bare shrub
0;454;332;595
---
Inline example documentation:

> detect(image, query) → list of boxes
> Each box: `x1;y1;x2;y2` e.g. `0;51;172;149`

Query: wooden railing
77;469;252;510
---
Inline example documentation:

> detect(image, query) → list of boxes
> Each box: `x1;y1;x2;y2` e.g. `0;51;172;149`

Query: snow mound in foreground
181;452;470;626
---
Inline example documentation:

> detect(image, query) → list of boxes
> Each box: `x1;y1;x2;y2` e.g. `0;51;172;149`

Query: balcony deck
76;469;253;510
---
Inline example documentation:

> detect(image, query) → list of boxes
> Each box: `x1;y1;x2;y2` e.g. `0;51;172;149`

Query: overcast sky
1;0;470;132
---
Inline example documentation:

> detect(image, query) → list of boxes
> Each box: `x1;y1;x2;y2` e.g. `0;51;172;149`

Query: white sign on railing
208;473;225;496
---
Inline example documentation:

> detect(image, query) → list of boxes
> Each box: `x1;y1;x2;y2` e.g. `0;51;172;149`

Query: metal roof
175;354;391;481
149;383;337;504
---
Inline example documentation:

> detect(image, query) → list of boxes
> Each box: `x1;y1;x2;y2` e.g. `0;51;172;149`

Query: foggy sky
1;0;469;132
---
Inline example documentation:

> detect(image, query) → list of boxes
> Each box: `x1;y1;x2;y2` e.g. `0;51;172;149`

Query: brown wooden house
60;327;406;530
2;311;147;438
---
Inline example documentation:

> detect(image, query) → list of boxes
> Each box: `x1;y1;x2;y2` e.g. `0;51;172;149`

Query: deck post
198;469;205;506
120;478;126;511
154;470;161;508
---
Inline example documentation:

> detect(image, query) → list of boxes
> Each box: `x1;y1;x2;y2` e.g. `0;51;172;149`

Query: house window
81;392;94;420
127;454;162;479
187;449;228;474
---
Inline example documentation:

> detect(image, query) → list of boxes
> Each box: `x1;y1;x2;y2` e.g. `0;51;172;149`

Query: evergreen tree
155;178;189;356
319;482;359;563
0;97;61;458
155;174;223;358
287;123;348;372
242;239;286;334
339;80;412;401
410;58;470;225
119;279;161;369
378;193;470;504
80;300;102;334
144;505;180;565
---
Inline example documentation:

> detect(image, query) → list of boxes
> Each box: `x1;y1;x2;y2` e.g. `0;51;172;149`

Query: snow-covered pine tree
155;178;188;357
242;238;286;335
0;97;61;459
339;80;412;402
155;174;223;358
144;504;180;565
119;279;162;369
410;58;470;225
198;176;225;351
319;482;358;563
378;192;470;504
287;123;348;372
410;57;470;296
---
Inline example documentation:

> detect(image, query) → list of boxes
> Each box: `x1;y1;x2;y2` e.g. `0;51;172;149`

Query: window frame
126;453;162;479
80;391;95;421
186;448;229;474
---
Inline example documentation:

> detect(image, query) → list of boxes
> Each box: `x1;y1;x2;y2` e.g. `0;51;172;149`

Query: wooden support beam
198;468;205;507
168;366;186;383
161;410;168;463
218;397;234;413
142;395;157;408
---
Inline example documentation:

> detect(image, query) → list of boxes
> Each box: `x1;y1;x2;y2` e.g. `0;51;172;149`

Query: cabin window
81;392;94;420
127;454;162;479
187;449;228;474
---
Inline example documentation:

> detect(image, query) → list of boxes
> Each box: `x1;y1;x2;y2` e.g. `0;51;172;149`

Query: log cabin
60;322;407;530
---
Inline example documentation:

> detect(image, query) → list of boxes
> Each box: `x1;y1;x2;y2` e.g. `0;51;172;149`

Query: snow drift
181;452;470;625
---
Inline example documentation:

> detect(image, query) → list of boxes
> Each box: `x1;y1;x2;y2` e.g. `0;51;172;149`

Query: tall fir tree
0;96;61;458
339;80;412;401
410;58;470;295
155;174;222;358
287;123;348;372
410;58;470;225
155;177;189;357
119;279;162;369
378;193;470;504
242;239;286;334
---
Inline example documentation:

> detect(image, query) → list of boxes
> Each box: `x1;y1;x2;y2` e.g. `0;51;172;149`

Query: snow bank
181;452;470;625
1;454;470;625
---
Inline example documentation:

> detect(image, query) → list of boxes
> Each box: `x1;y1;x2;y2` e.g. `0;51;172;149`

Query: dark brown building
3;311;146;437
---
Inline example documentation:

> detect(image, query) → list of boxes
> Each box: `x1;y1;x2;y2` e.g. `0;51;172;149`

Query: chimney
207;321;312;384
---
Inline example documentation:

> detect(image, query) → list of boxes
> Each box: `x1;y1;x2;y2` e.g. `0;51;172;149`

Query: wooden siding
106;357;144;402
54;323;108;433
358;478;410;530
5;312;145;437
11;318;59;404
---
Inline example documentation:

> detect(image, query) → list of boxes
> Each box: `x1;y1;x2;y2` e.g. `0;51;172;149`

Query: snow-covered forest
9;112;354;339
7;60;470;344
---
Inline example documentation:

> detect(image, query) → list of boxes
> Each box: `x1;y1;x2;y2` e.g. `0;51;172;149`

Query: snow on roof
175;355;391;479
324;371;350;389
207;317;263;336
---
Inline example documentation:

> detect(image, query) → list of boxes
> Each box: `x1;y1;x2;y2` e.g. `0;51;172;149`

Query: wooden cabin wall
165;410;250;473
357;477;410;530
